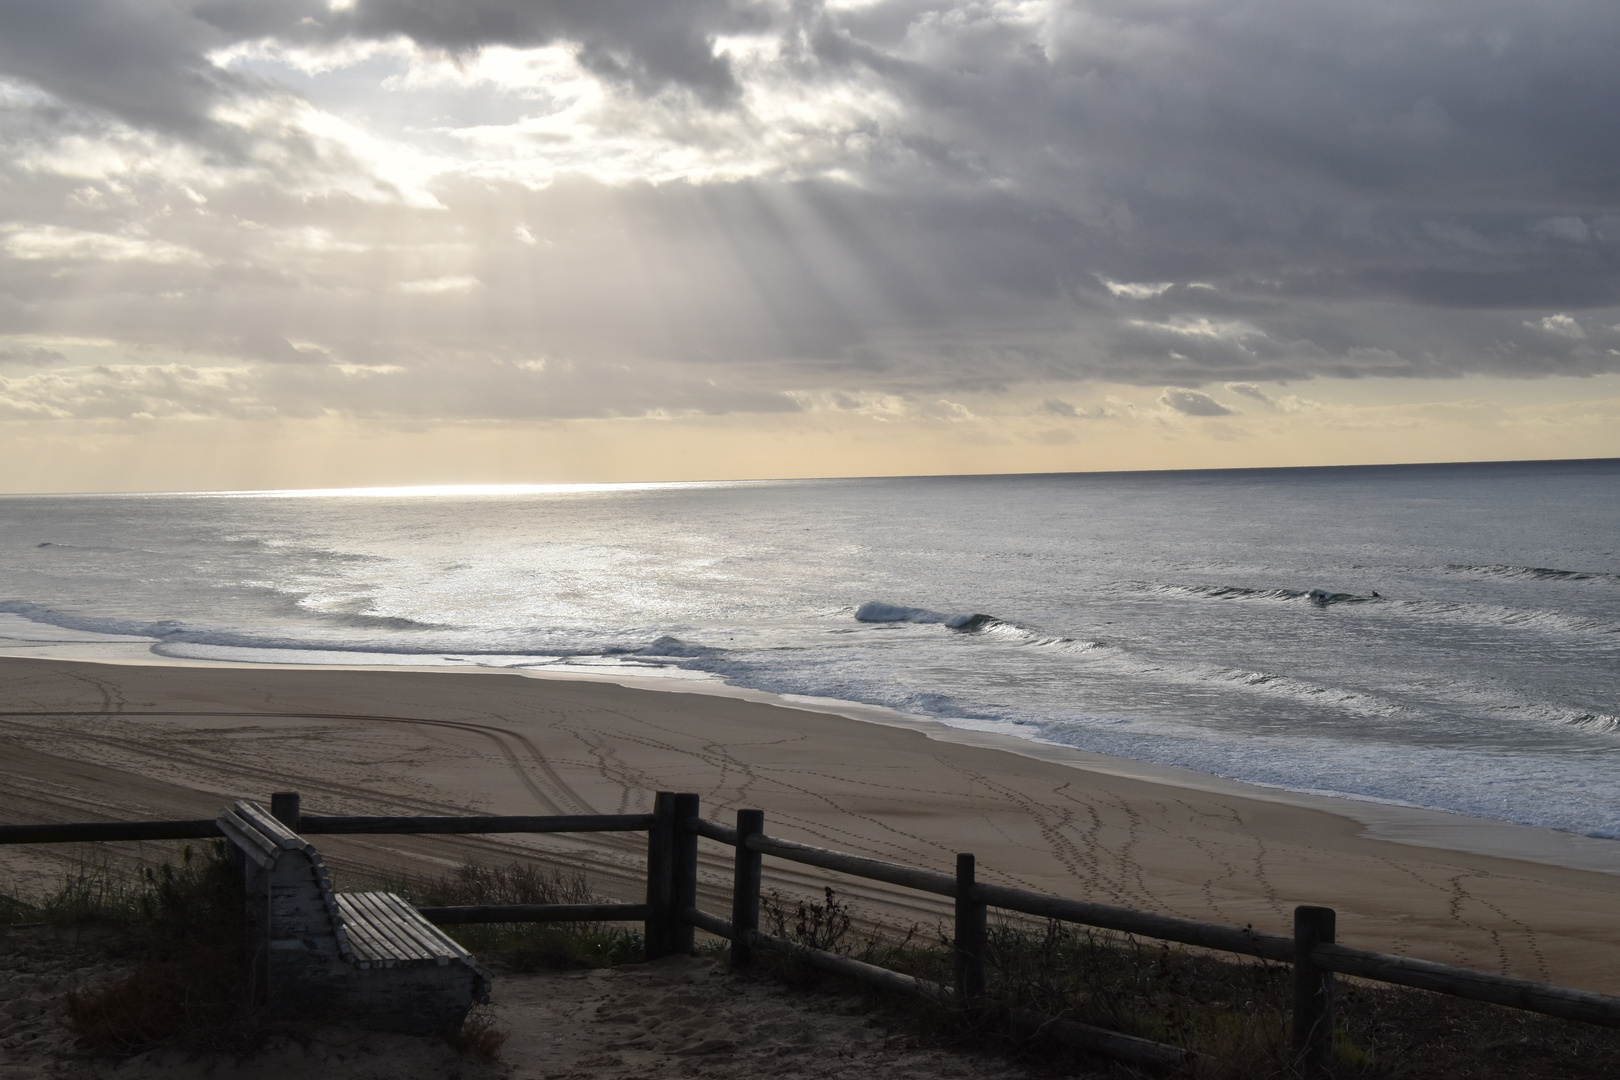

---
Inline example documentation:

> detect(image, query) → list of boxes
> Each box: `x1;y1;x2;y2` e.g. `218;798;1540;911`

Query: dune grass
0;843;262;1055
399;859;645;971
10;853;1620;1076
750;886;1620;1079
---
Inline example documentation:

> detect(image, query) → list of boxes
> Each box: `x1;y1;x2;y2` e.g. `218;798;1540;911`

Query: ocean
1;459;1616;838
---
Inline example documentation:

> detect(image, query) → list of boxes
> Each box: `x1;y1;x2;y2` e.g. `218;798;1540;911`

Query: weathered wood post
672;792;701;955
955;853;988;1009
730;809;764;970
270;792;301;832
1293;905;1337;1071
644;791;677;959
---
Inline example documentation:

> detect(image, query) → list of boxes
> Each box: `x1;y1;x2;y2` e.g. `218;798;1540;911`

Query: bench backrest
218;800;356;1004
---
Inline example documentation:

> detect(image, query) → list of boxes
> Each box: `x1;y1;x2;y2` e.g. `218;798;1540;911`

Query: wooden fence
5;789;1619;1072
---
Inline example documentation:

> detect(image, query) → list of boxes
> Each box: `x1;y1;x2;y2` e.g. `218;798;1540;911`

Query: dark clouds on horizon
1;0;1618;423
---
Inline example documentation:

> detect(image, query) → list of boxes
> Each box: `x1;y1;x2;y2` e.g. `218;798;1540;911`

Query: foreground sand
3;657;1620;996
0;931;1031;1080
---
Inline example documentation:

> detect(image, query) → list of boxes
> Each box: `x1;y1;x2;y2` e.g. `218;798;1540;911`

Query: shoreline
4;633;1619;879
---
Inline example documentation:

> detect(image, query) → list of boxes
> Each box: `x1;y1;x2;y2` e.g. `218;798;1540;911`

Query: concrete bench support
218;800;490;1035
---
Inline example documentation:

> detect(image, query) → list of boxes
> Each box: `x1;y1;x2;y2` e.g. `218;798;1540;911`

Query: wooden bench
217;800;491;1035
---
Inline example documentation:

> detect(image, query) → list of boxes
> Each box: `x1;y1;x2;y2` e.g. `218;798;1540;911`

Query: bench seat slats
363;893;466;961
368;892;472;958
350;893;427;963
337;893;414;964
337;892;469;967
377;893;469;962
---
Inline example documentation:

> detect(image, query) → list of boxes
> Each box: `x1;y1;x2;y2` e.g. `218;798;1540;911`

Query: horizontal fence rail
970;881;1295;963
1311;942;1620;1028
739;832;957;897
299;813;657;836
418;902;650;925
0;820;223;845
7;789;1620;1074
0;814;656;845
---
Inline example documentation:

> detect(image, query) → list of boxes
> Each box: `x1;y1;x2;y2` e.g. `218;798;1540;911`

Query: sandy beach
3;654;1620;998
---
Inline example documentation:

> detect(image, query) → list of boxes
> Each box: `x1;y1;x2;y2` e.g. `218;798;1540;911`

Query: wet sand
3;656;1620;994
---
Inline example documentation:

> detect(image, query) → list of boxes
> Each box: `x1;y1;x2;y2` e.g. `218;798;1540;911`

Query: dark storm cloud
0;0;244;137
2;0;1619;425
794;0;1620;330
197;0;769;103
0;0;763;139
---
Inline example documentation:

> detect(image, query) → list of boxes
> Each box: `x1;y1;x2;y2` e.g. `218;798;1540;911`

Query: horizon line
3;454;1617;499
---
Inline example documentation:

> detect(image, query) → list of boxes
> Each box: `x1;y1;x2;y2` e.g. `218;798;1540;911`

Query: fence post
731;809;764;970
645;792;676;960
667;793;699;952
671;793;700;954
955;853;988;1008
270;792;301;832
1293;905;1336;1071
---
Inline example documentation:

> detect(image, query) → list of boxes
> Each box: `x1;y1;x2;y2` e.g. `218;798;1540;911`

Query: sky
2;0;1618;492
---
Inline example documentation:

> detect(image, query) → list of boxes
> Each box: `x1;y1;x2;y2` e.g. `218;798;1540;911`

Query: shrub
404;860;644;971
60;843;258;1055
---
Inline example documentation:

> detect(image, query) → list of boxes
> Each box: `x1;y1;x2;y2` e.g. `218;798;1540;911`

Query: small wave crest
34;541;134;554
853;602;1104;652
854;602;983;628
1160;584;1379;607
1448;564;1620;584
617;635;725;660
1204;666;1409;717
0;599;731;666
0;599;445;641
1529;705;1620;735
310;609;447;632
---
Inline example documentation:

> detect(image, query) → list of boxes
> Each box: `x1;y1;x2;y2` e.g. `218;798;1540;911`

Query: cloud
0;356;805;423
1159;388;1235;417
197;0;764;104
1041;398;1078;417
0;346;66;367
2;226;203;264
1528;313;1586;340
396;276;481;295
1534;217;1591;243
1104;280;1174;300
1;0;1619;433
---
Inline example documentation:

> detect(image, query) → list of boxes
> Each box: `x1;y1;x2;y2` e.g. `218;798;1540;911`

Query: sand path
0;928;1034;1080
2;657;1619;995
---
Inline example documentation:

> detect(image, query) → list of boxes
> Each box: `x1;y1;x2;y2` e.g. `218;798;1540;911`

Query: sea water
1;460;1616;837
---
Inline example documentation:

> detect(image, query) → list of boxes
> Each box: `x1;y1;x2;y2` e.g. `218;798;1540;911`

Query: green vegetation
0;843;260;1055
1;842;240;932
750;887;1620;1079
401;860;645;971
8;855;1620;1076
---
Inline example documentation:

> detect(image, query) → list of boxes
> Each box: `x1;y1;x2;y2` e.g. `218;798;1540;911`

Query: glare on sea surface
193;482;748;499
